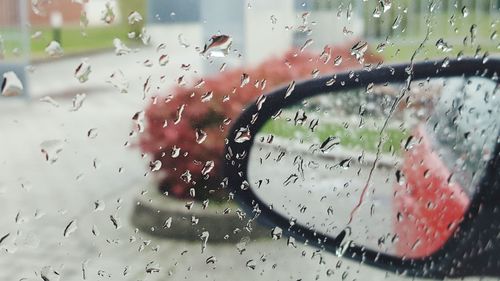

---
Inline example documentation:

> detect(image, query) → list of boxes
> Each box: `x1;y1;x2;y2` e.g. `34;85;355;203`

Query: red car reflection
394;125;470;258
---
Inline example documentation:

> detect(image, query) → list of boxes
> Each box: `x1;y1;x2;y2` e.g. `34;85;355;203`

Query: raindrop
171;146;181;158
195;129;207;144
63;220;77;237
181;170;192;183
40;140;64;164
128;11;143;24
271;227;282;240
163;217;172;228
1;71;23;97
395;170;405;185
333;56;342;66
107;70;129;93
178;33;190;48
339;158;351;169
246;259;256;270
240;73;250;87
201;161;215;176
201;35;232;57
206;256;217;264
391;15;402;29
41;266;61;281
234;127;251;143
200;231;209;253
87;128;98;139
351;41;368;63
113;38;131;56
300;38;313;52
110;215;121;229
94;200;105;211
45;41;63;57
158;54;169;66
174;104;185;124
284;80;296;98
149;160;162;172
320;136;340;153
74;59;91;83
435;39;453;52
201;91;213;102
145;262;161;274
70;93;86;112
461;6;469;18
101;2;116;24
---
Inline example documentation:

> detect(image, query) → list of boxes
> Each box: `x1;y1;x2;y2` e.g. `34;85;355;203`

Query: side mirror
224;58;500;279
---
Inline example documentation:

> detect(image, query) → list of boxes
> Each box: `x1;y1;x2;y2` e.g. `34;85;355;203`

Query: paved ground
0;24;491;281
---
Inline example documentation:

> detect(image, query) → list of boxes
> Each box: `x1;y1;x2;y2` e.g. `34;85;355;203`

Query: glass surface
248;77;499;258
0;0;498;280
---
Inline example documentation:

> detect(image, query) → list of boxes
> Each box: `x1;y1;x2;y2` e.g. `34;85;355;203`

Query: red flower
139;43;383;200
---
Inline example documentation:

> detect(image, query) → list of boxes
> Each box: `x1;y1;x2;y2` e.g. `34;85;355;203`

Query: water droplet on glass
87;128;98;139
234;127;251;143
351;41;368;63
284;80;296;98
1;71;23;97
320;136;340;153
101;2;116;24
63;220;77;237
107;70;129;93
391;15;401;29
74;59;91;83
140;27;151;45
240;73;250;87
381;0;392;12
195;129;207;144
94;200;105;211
150;160;162;172
201;161;215;176
300;38;313;52
333;56;342;66
163;217;172;228
435;38;453;52
171;146;181;158
70;93;86;111
201;91;213;102
41;266;61;281
128;11;143;25
181;170;192;183
246;259;256;270
40;140;64;164
145;262;161;274
80;10;89;30
206;256;217;264
158;54;169;66
174;104;185;124
45;41;63;57
113;38;131;56
201;35;232;57
372;5;382;18
271;227;282;240
461;6;469;18
110;215;121;229
178;33;190;48
200;231;209;253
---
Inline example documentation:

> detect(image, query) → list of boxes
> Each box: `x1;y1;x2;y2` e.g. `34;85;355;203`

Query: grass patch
260;118;407;155
1;25;136;59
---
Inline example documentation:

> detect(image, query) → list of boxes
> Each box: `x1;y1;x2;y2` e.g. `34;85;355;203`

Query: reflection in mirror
248;77;499;258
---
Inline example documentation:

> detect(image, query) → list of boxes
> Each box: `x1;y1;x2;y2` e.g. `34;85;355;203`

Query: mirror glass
248;76;499;258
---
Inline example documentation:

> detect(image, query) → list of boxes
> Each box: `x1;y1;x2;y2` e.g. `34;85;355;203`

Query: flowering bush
139;42;383;201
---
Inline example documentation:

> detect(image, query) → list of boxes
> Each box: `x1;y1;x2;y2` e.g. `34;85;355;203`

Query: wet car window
428;77;500;193
0;0;499;281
